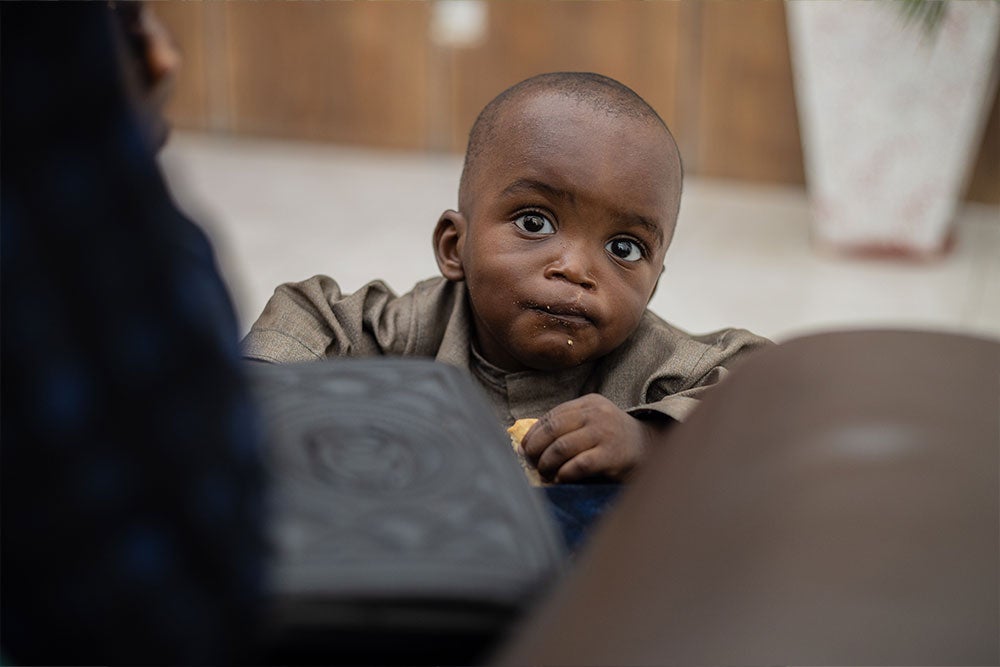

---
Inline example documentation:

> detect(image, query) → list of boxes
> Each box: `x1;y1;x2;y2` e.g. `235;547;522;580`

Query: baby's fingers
535;429;595;481
521;405;587;461
553;446;613;484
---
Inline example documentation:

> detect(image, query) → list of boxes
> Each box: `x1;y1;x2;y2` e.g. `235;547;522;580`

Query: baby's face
459;92;681;372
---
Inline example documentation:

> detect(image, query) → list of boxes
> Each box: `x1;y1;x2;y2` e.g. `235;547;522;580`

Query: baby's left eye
606;239;643;262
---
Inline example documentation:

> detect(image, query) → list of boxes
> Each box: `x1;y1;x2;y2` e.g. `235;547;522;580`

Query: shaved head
459;72;682;215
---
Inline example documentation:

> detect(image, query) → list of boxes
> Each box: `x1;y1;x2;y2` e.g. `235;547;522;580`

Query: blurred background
155;0;1000;343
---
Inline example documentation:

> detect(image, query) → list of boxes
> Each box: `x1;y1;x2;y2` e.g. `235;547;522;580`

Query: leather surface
497;330;1000;665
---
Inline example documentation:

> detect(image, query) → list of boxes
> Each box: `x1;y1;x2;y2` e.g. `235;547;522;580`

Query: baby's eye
514;212;555;235
606;238;643;262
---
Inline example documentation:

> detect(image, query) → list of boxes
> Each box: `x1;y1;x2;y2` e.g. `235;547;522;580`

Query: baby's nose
544;245;597;290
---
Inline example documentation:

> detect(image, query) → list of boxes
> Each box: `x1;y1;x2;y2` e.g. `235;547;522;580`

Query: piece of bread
507;418;547;487
506;418;537;450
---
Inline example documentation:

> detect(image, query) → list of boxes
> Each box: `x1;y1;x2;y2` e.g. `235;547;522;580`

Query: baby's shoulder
633;309;771;356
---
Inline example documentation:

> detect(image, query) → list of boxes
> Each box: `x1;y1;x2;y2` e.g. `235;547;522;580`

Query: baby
243;72;769;484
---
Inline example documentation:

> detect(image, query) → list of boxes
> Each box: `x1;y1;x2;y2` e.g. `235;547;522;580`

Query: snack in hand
506;418;547;486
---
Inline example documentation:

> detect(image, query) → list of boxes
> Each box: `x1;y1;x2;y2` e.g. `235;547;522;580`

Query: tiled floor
161;131;1000;344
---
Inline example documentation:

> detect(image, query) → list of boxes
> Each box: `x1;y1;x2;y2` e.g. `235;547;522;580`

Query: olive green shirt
242;275;770;426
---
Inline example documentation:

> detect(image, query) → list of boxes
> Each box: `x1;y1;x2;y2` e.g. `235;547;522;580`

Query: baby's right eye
514;212;555;235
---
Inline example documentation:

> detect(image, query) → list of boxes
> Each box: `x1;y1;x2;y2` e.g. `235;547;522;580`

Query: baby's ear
433;210;467;282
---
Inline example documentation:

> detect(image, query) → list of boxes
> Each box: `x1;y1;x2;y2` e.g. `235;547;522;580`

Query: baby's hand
520;394;671;483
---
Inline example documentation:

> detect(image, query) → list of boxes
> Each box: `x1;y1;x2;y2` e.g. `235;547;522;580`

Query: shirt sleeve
627;327;772;423
241;276;418;363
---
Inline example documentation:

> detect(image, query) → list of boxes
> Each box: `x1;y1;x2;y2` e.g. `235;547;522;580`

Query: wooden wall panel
157;1;996;202
696;1;805;184
966;87;1000;205
444;1;683;153
223;2;431;148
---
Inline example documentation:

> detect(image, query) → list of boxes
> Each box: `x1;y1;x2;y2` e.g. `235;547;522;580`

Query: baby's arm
520;394;673;483
242;275;419;363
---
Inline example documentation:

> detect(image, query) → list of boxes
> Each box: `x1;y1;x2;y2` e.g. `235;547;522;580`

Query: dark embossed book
245;358;565;665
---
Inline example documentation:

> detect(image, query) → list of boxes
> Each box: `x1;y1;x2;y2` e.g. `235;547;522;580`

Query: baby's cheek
601;312;644;353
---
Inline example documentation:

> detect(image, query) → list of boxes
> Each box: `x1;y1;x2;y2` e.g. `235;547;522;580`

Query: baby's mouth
526;302;595;327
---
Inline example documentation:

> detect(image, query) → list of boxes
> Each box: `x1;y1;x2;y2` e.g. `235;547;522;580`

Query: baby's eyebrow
615;212;664;249
500;178;576;205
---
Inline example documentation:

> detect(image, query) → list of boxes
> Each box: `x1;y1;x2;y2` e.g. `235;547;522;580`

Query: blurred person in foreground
1;3;264;663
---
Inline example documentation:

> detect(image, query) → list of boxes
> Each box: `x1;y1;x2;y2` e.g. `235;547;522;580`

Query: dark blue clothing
542;485;625;552
1;4;265;663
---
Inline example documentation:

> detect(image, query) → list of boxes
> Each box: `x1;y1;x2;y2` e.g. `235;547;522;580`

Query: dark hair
459;72;681;210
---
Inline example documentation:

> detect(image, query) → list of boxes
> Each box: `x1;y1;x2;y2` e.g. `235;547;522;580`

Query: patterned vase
786;0;1000;259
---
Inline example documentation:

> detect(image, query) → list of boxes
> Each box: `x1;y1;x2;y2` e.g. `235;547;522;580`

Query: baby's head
434;72;683;372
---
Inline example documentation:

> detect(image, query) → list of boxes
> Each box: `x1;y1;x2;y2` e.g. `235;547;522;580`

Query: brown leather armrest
497;330;1000;665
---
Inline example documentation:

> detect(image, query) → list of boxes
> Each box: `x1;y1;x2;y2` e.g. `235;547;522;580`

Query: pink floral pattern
786;1;1000;257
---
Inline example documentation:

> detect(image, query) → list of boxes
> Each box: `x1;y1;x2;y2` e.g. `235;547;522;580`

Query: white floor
160;131;1000;344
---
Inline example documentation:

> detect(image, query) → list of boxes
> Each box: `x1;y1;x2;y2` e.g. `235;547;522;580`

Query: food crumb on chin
567;339;573;346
